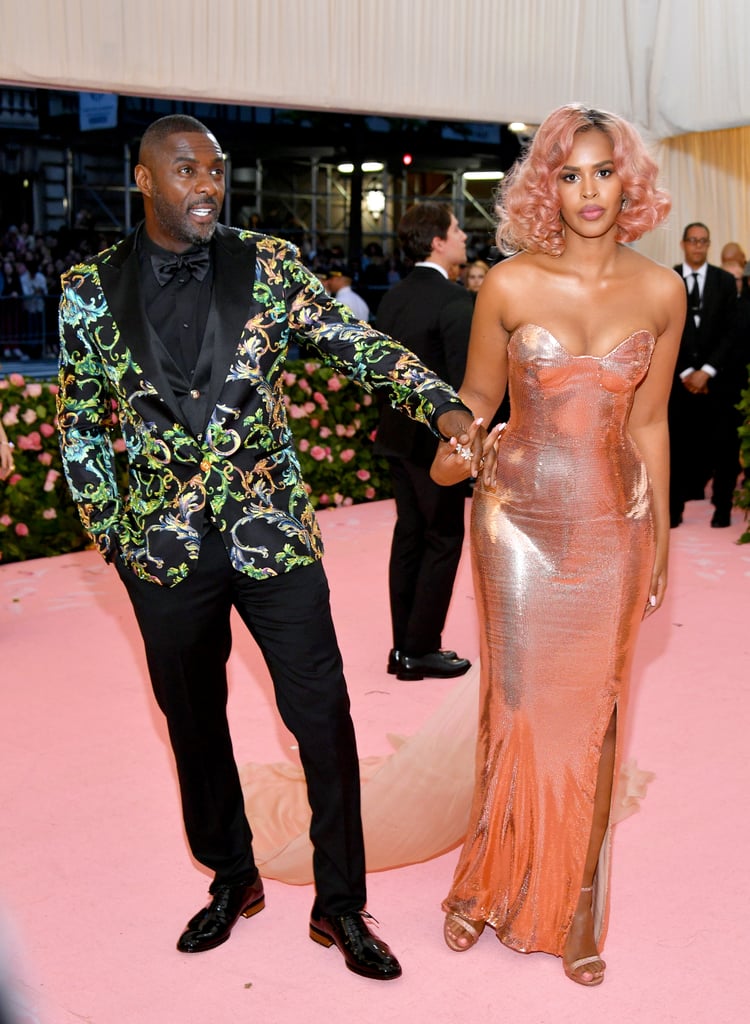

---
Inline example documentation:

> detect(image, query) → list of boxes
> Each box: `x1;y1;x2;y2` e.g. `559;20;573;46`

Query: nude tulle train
240;662;652;885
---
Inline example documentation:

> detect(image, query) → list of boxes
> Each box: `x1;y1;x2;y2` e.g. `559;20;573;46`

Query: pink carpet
1;497;748;1023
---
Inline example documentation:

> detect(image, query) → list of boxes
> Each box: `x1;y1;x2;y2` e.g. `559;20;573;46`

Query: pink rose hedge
0;360;393;564
0;374;91;563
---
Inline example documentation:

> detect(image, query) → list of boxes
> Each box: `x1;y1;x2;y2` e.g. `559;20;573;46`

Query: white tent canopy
2;0;749;262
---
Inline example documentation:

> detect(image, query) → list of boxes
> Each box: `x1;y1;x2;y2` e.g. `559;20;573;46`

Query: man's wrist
433;400;473;441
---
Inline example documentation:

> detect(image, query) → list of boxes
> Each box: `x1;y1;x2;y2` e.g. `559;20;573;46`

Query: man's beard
152;190;216;248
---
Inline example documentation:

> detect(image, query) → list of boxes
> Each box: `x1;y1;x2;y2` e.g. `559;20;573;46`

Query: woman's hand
644;556;668;618
0;427;14;481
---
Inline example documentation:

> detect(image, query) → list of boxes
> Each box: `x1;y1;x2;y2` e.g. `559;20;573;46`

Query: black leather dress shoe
309;911;402;980
397;650;471;681
387;647;457;674
711;510;731;528
177;875;265;953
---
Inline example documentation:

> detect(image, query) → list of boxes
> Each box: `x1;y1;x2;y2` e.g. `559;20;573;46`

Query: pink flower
113;438;127;453
0;379;8;390
310;445;327;461
310;418;319;428
364;486;376;500
304;362;318;375
21;408;38;425
343;497;353;506
298;378;311;394
319;426;332;439
289;404;307;419
47;383;59;395
313;392;329;410
43;468;61;492
339;449;355;463
303;482;312;494
42;508;58;520
37;452;53;466
2;405;19;426
8;474;22;486
333;492;344;505
39;422;55;438
335;424;346;437
0;514;11;527
283;371;297;386
24;383;43;398
362;394;372;406
319;494;330;506
14;523;29;536
17;431;42;451
356;469;371;481
298;438;310;452
303;401;316;414
8;373;25;387
327;376;342;392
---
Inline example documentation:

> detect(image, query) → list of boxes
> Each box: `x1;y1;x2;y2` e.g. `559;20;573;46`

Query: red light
402;153;413;166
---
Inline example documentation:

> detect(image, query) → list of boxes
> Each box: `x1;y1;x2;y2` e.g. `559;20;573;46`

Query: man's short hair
397;202;453;263
138;115;213;163
682;222;710;241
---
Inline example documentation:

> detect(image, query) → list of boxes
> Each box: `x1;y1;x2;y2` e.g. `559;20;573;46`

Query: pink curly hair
496;104;671;256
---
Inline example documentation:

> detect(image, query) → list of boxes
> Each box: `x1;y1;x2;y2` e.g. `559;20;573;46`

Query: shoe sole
396;665;471;681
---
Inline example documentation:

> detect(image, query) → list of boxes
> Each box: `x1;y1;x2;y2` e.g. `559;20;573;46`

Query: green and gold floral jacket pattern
58;226;463;585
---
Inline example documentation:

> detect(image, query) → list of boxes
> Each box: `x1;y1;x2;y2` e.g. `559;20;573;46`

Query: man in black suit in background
375;203;474;680
670;222;740;527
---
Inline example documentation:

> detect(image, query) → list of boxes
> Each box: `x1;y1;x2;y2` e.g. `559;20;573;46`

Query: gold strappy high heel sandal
443;913;485;952
562;886;606;987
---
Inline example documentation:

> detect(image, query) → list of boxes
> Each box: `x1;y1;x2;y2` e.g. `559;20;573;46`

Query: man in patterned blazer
57;115;483;981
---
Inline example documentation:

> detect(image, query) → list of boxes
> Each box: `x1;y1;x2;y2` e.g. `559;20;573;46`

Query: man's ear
134;163;152;197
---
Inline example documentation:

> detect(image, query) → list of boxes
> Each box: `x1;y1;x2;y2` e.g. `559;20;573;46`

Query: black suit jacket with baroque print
57;226;464;585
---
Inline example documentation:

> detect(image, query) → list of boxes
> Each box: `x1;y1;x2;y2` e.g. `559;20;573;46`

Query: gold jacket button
190;389;200;399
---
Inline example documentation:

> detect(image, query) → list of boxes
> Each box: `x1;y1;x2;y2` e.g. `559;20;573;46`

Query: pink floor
1;497;748;1024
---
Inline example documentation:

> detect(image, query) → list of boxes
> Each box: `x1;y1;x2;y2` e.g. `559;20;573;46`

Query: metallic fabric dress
443;323;656;956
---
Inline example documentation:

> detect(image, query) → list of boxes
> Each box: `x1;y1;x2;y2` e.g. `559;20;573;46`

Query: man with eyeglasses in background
669;222;740;528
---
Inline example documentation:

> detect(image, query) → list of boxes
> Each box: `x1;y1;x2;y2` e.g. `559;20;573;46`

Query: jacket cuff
431;399;473;441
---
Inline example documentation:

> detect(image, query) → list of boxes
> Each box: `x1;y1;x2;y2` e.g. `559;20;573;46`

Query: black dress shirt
138;230;214;380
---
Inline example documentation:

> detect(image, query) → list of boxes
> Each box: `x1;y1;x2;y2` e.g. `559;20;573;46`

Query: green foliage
0;361;392;564
281;360;392;510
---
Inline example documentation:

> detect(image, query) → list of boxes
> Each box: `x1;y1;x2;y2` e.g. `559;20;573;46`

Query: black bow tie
150;247;211;286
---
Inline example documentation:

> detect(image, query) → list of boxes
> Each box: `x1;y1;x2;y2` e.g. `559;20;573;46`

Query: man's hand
432;412;497;486
682;369;710;394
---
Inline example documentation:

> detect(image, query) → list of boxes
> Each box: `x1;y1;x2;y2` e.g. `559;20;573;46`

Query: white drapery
2;0;749;260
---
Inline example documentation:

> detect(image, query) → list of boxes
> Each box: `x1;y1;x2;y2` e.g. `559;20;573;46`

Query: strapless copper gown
443;323;656;956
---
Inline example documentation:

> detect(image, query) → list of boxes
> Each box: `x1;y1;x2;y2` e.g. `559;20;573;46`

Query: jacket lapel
204;225;259;414
98;229;184;420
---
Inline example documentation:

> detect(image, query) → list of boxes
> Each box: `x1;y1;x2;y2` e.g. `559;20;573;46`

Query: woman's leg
563;709;617;985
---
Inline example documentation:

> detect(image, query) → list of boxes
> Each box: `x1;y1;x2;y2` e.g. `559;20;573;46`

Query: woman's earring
621;195;629;209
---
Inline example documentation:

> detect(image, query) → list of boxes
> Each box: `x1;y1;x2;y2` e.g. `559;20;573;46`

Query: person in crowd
0;418;14;480
720;241;748;298
669;223;740;527
430;104;684;986
464;259;490;298
56;114;484;983
374;202;476;681
322;266;370;321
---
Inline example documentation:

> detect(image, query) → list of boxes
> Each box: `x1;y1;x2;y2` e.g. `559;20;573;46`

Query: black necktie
150;247;211;286
687;272;701;314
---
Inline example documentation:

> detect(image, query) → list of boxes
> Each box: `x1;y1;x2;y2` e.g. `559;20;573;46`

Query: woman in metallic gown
432;105;686;986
